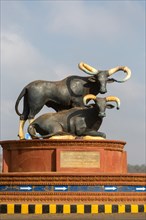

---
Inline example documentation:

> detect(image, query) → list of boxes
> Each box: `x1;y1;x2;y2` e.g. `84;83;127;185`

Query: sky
0;0;145;165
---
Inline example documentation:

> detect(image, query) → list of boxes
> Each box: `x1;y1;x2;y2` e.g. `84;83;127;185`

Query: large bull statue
15;62;131;139
27;94;120;139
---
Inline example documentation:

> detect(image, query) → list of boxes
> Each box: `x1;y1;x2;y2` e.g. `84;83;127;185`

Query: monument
0;62;146;216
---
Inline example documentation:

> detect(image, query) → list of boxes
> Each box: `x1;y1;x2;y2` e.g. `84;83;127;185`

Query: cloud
1;31;76;81
1;32;49;80
46;1;144;42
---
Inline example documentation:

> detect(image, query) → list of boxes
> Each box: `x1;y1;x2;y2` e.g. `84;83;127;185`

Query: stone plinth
0;139;127;173
0;140;146;215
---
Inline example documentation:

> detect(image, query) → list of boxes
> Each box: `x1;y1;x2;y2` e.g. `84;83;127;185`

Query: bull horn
108;66;131;82
83;94;97;105
106;96;120;109
78;62;98;75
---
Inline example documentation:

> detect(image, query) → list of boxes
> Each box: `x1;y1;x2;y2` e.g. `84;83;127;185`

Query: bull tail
27;124;70;139
15;88;27;116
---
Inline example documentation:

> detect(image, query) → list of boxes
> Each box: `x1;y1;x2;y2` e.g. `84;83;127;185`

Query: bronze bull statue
15;62;131;139
27;94;120;139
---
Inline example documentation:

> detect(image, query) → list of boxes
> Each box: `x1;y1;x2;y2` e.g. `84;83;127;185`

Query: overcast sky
0;0;145;165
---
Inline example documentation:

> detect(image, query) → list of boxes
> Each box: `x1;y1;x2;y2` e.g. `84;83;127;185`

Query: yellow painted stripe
35;204;42;214
77;204;84;214
131;204;138;213
7;204;14;214
144;204;146;212
118;204;125;213
21;204;28;214
63;204;70;214
91;204;98;213
50;204;56;214
105;204;112;214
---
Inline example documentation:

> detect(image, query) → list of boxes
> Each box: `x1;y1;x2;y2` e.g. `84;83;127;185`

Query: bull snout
98;112;106;118
100;89;107;94
99;85;107;94
98;74;108;94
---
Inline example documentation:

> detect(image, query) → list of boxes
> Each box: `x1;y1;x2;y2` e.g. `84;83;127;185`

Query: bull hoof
49;135;75;140
83;136;105;140
17;134;25;140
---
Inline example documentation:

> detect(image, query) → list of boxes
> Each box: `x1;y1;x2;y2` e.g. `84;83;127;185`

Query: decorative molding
1;173;146;185
0;192;146;203
0;139;126;152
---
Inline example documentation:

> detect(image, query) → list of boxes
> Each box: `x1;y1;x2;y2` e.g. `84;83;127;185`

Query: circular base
0;139;127;173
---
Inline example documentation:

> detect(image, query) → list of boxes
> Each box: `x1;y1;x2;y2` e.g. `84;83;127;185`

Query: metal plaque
60;151;100;168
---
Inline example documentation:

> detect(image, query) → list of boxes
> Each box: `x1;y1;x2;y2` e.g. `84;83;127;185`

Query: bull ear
88;76;96;82
107;78;116;83
106;104;115;109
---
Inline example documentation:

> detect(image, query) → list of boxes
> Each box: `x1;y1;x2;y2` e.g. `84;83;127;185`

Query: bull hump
70;79;83;95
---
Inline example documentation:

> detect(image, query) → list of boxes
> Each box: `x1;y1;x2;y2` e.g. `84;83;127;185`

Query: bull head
83;94;120;118
78;62;131;94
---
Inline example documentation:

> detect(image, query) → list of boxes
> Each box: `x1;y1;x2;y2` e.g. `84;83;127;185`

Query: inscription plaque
60;151;100;168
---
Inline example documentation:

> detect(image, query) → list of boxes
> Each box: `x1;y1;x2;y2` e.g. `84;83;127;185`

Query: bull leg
83;130;106;138
96;131;106;138
18;120;26;139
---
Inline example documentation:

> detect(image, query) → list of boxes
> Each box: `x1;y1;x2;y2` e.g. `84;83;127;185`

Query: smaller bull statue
15;62;131;139
27;94;120;139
